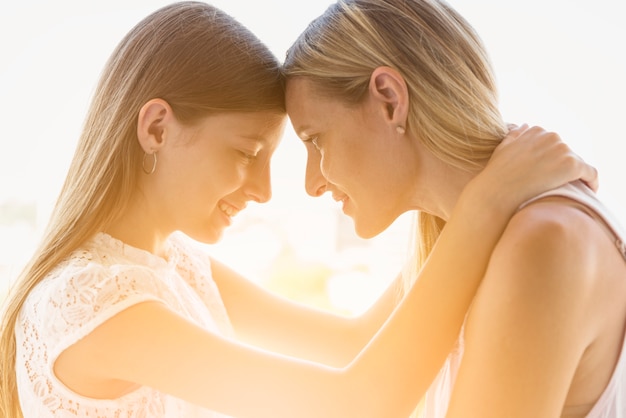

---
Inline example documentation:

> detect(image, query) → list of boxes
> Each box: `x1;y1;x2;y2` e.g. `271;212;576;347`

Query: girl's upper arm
446;204;597;418
55;300;350;418
56;297;429;418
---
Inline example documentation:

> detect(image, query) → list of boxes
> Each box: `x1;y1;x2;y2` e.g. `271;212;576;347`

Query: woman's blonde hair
0;2;284;416
283;0;507;283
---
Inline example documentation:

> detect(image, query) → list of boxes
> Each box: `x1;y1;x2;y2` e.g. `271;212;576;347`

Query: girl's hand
469;124;598;215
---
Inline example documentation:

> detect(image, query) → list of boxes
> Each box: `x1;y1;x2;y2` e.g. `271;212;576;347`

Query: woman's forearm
337;180;516;417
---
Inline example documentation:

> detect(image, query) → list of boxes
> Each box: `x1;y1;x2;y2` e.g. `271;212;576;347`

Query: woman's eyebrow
292;124;312;139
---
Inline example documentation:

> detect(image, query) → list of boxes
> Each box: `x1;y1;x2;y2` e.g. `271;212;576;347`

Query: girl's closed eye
306;136;321;151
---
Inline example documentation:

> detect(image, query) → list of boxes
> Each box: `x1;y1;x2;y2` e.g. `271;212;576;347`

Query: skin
286;69;473;239
285;68;625;417
447;197;626;417
51;73;600;417
105;99;287;254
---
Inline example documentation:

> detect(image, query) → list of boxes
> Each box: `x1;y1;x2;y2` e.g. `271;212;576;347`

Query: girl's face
285;78;417;238
153;111;286;244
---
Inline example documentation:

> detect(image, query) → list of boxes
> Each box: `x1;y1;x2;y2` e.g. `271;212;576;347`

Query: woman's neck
407;153;478;221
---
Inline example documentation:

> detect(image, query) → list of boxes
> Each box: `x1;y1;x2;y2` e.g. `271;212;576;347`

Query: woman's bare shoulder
475;196;607;314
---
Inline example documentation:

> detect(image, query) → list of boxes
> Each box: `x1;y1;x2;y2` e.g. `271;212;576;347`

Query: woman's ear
368;66;409;131
136;98;176;153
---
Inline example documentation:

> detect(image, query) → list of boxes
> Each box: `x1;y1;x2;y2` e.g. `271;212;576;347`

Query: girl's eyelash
307;136;320;150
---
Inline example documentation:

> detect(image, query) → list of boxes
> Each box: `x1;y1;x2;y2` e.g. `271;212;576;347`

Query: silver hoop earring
142;152;157;175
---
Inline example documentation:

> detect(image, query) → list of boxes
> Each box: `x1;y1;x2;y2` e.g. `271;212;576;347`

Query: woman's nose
245;161;272;203
304;149;326;197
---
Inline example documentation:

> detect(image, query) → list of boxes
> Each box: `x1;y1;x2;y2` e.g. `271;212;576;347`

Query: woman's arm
54;127;598;417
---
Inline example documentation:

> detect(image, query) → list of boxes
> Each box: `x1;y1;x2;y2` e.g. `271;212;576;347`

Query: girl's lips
218;201;242;218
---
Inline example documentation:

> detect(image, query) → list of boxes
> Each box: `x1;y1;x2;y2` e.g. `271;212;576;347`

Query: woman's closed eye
239;150;258;165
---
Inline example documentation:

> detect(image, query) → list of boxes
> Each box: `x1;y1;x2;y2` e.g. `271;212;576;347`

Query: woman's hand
469;124;598;215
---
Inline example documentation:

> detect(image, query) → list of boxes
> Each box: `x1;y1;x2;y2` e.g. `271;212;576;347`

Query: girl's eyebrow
240;134;267;144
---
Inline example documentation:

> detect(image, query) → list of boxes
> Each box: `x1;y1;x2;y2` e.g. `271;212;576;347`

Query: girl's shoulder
19;233;176;355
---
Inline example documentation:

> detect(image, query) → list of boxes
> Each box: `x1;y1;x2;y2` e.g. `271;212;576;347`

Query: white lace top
15;232;234;417
414;182;626;418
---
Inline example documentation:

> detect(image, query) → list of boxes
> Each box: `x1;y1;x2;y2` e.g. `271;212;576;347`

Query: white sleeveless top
15;232;233;418
414;181;626;418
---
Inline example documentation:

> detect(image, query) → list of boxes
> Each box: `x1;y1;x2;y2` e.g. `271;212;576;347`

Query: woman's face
286;78;416;238
153;111;286;243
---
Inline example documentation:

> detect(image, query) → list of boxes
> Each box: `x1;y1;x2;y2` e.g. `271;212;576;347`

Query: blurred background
1;0;624;315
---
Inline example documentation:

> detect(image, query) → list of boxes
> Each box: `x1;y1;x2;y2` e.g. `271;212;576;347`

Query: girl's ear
368;66;409;131
136;98;177;153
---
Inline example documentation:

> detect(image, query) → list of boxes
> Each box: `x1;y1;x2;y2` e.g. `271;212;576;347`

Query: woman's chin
353;220;383;240
353;214;396;240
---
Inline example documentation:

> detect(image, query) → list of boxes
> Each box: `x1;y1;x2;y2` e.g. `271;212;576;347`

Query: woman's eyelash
240;151;257;163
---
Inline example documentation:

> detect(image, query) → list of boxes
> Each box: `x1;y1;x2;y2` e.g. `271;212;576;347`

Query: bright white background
1;0;625;313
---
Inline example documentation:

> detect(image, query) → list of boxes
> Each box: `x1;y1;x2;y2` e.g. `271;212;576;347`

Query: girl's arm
208;125;598;368
55;126;598;417
211;258;403;367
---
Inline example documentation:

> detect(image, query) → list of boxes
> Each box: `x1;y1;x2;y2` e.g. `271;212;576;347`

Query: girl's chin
184;225;225;245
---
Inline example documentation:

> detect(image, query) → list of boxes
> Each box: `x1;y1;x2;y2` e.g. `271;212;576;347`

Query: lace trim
16;232;232;417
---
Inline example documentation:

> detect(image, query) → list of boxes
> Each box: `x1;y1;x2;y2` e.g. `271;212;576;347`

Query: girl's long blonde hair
0;2;285;416
283;0;507;282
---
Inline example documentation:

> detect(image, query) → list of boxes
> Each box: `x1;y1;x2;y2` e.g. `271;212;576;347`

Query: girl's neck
105;197;171;258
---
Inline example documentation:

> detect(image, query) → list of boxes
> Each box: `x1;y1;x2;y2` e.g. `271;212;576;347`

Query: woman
0;1;597;417
283;0;626;417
